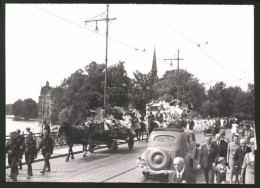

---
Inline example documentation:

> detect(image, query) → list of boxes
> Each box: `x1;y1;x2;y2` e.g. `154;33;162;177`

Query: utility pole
85;5;116;115
164;49;184;101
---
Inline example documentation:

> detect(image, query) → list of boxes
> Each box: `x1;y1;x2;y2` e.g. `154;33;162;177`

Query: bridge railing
5;131;67;148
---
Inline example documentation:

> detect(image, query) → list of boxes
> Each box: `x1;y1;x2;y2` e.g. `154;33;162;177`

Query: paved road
6;129;232;183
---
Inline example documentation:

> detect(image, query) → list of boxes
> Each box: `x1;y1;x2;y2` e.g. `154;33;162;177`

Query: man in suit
168;157;196;184
197;136;219;184
212;134;228;160
233;138;251;184
212;134;228;183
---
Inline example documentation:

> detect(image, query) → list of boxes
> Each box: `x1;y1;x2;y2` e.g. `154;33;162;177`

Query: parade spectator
189;118;195;131
37;129;54;174
227;134;240;184
24;132;37;179
155;109;163;125
26;127;33;135
6;131;22;182
168;157;196;184
214;157;227;184
212;134;228;161
147;111;155;123
42;120;50;133
16;129;25;170
233;138;251;184
241;141;255;184
231;123;239;141
219;130;230;144
243;124;254;147
197;136;218;184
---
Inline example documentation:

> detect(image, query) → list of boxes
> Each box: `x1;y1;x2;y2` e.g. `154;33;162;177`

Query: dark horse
58;122;90;162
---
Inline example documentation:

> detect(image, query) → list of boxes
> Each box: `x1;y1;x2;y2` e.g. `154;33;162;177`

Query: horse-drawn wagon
87;108;136;153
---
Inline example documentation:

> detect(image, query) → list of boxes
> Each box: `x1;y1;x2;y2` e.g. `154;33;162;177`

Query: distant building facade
38;81;53;119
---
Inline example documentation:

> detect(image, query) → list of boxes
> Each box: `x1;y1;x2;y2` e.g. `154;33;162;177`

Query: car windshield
153;135;176;143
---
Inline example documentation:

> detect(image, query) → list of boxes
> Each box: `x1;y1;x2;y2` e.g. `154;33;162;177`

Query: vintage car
136;128;200;176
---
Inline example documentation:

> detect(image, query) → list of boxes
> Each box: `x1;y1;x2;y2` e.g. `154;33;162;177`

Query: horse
57;123;90;162
135;121;149;142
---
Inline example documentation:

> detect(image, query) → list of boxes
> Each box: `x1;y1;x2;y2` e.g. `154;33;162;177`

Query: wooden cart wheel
107;142;112;149
110;140;118;152
89;144;95;153
128;138;134;150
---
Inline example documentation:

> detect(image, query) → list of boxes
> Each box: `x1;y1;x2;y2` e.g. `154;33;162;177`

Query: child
215;157;227;184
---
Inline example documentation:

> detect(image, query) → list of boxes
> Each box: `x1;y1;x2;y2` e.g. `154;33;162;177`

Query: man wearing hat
6;131;22;182
26;127;32;135
233;138;251;184
24;132;37;179
16;129;25;170
37;128;54;174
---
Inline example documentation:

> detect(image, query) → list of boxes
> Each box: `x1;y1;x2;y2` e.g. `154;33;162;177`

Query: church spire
151;47;157;77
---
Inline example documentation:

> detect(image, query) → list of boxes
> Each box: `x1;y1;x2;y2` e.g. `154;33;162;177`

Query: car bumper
136;164;174;174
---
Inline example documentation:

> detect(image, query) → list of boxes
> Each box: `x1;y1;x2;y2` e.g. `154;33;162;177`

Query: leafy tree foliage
12;99;24;118
152;69;206;112
12;99;38;120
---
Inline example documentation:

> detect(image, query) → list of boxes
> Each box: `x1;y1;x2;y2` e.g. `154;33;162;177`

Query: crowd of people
5;121;54;182
6;113;255;184
167;122;255;184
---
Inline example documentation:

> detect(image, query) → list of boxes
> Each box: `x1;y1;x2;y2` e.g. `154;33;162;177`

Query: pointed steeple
151;47;157;77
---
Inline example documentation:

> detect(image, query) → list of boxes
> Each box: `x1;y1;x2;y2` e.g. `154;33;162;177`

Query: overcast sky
6;4;254;104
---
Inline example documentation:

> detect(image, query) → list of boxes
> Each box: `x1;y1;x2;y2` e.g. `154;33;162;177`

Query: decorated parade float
86;107;142;152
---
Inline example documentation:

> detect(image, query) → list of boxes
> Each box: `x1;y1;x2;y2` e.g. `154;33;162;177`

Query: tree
12;99;38;120
12;99;24;118
152;69;206;112
23;99;38;120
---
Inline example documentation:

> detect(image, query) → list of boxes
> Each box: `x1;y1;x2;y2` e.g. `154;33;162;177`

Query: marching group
5;121;54;182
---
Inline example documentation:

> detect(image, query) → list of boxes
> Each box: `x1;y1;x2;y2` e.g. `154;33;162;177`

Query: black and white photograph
4;3;256;184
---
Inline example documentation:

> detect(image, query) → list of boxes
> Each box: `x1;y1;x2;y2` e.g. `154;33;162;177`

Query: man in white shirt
168;157;196;184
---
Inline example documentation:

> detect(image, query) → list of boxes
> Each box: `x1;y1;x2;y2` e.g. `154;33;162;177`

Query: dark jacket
168;170;196;184
198;144;219;168
155;112;163;123
37;136;54;155
189;120;194;130
233;146;251;168
25;137;37;156
212;140;228;160
43;124;51;133
6;137;21;158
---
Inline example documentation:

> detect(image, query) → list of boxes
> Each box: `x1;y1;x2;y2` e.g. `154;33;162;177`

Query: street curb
6;138;141;169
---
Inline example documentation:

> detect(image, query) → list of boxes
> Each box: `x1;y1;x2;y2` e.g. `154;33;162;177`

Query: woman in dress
241;141;255;184
227;134;240;184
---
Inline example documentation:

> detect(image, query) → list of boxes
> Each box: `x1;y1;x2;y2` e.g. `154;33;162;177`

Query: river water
5;117;43;137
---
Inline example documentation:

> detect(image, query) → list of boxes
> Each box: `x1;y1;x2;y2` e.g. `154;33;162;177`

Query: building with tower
38;81;53;120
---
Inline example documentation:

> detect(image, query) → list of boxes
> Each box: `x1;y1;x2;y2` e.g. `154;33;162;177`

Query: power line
30;5;165;65
148;9;242;81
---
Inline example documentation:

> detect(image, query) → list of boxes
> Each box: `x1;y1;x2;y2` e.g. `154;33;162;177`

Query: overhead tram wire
148;9;243;82
30;5;166;66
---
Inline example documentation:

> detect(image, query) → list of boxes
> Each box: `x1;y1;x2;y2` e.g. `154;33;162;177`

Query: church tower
151;48;157;78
